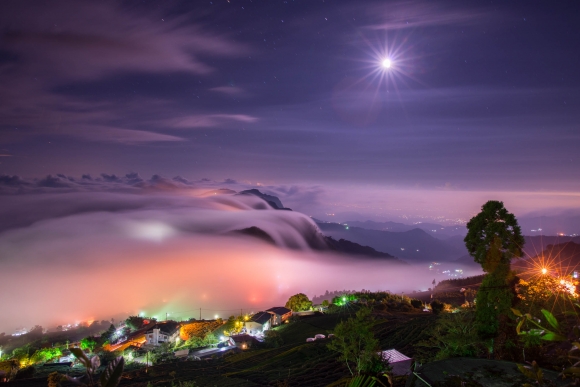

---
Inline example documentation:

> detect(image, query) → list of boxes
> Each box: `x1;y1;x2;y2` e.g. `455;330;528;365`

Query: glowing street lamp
541;268;548;275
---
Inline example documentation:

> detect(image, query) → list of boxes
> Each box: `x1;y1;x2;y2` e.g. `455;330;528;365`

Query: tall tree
464;200;524;269
464;200;523;340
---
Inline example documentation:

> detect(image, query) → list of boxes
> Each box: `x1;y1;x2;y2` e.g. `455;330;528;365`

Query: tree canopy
464;200;524;270
124;316;145;331
285;293;312;312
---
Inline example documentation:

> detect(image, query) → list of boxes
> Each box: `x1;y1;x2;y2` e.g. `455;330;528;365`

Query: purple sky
1;0;579;219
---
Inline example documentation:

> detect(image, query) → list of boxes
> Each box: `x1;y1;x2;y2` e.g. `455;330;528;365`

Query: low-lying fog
0;185;480;332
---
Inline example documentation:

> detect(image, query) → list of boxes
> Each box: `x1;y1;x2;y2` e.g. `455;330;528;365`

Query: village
1;291;421;386
107;305;297;361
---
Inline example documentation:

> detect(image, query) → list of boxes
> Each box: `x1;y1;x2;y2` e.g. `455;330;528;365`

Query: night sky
1;0;580;331
1;0;580;218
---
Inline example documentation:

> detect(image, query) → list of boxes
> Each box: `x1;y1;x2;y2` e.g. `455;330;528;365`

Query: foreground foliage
327;307;383;376
416;310;483;361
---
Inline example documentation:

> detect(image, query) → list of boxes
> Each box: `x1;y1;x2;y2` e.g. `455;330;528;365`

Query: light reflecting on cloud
125;221;177;242
0;189;477;331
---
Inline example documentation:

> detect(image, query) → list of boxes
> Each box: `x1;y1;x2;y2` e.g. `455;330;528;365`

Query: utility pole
199;308;201;320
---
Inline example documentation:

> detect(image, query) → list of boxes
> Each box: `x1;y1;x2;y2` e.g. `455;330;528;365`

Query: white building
146;328;170;346
245;312;271;335
144;322;181;346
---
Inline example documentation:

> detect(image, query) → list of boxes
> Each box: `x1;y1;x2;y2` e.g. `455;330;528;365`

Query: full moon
381;58;392;69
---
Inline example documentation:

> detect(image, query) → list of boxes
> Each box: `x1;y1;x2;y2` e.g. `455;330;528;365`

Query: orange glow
106;335;146;352
179;321;223;341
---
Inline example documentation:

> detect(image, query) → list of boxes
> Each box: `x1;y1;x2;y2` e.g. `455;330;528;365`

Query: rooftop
265;306;292;315
249;311;272;325
380;349;411;363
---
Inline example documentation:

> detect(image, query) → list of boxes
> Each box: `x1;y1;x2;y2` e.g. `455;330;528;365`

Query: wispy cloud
171;114;259;129
0;0;252;144
210;86;246;95
365;1;494;31
74;125;185;143
0;1;248;80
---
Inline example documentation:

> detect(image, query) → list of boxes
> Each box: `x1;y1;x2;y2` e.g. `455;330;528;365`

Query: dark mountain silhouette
518;214;580;237
237;189;292;210
443;235;469;256
323;236;402;261
454;237;580;271
522;235;580;259
316;221;464;262
230;191;579;265
231;226;277;245
232;226;404;263
343;220;467;239
514;242;580;275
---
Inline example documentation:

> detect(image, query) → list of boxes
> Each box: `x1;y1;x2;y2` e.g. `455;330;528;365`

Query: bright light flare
541;268;548;275
381;58;392;69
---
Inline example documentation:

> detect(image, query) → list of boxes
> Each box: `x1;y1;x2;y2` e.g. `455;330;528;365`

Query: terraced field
6;311;430;387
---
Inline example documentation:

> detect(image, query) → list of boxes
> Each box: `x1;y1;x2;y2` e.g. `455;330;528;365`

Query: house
265;306;292;326
145;328;171;346
379;349;412;376
245;312;271;334
144;321;181;346
231;334;261;350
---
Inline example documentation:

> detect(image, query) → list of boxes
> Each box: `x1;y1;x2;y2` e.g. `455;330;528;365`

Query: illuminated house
145;322;181;346
245;312;271;334
265;306;292;326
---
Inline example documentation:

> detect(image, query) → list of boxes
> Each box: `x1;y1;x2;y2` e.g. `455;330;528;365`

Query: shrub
14;366;35;380
430;300;445;315
264;330;284;348
410;299;423;309
398;304;413;312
